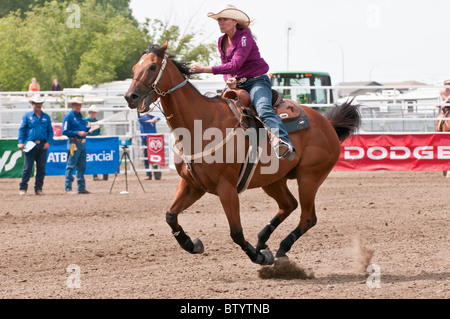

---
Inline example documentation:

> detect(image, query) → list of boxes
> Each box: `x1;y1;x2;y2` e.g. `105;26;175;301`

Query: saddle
222;89;309;194
222;88;309;133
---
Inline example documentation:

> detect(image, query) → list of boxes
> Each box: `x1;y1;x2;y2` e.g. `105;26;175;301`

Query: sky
129;0;450;85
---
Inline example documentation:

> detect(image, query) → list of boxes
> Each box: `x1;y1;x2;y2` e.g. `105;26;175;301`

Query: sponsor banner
46;137;120;176
335;134;450;171
52;125;62;137
0;139;28;178
147;134;165;166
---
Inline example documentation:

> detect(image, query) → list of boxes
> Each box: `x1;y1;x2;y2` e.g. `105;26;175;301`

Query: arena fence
1;83;449;176
0;90;173;177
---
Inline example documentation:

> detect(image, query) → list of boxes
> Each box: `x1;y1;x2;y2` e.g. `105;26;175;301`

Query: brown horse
436;108;450;177
125;43;361;265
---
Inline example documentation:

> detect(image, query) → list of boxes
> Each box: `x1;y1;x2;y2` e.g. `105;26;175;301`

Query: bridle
132;54;188;98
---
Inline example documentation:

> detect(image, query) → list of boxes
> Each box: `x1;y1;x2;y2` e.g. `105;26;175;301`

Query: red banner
52;125;62;137
146;134;165;166
334;134;450;171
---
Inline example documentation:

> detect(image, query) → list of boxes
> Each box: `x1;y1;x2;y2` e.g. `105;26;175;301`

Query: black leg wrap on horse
257;217;281;249
243;242;266;264
166;211;178;228
172;227;194;253
279;227;302;255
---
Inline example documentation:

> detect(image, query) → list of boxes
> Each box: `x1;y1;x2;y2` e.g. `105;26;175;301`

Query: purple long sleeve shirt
211;28;269;82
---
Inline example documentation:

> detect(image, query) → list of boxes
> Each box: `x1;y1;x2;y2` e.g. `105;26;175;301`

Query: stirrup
274;140;296;161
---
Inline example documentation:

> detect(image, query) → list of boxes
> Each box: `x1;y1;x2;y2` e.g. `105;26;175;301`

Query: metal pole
287;27;291;70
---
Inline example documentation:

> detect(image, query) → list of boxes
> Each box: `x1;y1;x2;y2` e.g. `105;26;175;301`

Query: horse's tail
324;99;361;142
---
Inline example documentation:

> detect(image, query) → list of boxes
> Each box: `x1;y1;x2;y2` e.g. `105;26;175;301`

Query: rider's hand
190;62;204;74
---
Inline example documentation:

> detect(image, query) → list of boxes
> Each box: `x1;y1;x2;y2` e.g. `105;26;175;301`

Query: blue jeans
238;75;293;148
65;141;87;192
19;143;47;192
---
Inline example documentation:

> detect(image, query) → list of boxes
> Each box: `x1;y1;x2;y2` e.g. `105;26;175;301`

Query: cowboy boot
269;132;296;161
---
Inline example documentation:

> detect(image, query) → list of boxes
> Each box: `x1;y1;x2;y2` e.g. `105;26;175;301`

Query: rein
132;53;211;192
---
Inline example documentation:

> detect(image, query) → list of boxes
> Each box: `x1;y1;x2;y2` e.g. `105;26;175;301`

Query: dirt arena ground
0;170;448;299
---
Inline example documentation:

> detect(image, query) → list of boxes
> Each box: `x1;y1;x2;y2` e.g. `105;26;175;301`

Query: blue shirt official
62;99;91;194
62;109;90;139
18;111;54;144
18;94;53;195
138;114;161;142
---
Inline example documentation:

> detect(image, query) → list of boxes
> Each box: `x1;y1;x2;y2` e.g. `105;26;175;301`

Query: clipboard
24;141;36;153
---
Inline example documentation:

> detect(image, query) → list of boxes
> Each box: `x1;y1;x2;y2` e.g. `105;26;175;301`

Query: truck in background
269;71;335;112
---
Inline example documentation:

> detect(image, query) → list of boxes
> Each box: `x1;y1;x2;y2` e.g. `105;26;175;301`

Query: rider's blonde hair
236;21;256;40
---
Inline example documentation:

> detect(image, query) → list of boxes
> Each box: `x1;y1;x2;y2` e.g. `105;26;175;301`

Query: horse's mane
143;43;221;100
143;44;192;79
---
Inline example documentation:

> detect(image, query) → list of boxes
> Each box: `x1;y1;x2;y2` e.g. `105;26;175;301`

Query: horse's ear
161;41;168;51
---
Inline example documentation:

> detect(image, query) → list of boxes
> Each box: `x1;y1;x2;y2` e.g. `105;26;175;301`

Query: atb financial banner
46;137;120;176
0;139;27;178
1;137;120;178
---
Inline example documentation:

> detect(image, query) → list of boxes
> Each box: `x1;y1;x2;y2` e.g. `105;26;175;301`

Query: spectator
138;113;162;180
51;78;62;96
86;105;108;181
17;94;53;195
28;77;40;92
439;80;450;113
62;97;99;194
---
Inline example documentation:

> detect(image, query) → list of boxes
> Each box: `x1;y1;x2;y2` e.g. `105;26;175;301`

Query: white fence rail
1;84;448;173
0;89;172;175
274;84;449;133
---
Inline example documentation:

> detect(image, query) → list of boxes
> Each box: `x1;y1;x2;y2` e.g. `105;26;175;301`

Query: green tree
0;13;45;91
0;0;46;18
0;0;147;90
75;14;148;85
144;18;218;67
0;0;217;91
0;0;133;19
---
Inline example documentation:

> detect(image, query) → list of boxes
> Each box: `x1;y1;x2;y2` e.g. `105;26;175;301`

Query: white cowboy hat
88;105;99;113
29;94;45;104
69;96;83;105
207;4;251;27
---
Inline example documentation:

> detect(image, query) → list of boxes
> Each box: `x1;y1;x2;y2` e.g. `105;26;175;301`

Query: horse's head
125;42;169;113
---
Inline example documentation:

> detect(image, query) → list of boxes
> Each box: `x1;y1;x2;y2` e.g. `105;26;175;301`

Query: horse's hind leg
166;178;206;254
276;170;327;259
256;179;298;251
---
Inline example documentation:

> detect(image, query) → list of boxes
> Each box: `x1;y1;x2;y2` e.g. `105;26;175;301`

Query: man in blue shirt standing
18;94;54;195
138;113;161;180
62;97;98;194
86;105;108;181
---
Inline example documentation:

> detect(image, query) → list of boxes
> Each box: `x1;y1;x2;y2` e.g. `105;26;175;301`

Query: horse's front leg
166;178;206;254
217;182;274;265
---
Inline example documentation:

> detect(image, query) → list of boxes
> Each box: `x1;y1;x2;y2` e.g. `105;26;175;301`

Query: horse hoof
191;238;204;254
274;256;289;265
260;249;274;265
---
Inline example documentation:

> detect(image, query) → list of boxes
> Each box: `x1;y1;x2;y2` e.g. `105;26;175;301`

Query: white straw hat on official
207;4;251;27
69;96;83;105
88;105;99;113
29;94;45;104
